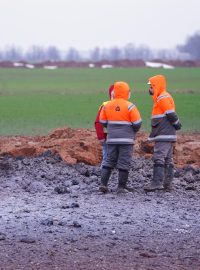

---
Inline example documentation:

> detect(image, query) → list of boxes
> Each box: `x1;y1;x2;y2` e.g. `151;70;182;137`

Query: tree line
0;32;199;62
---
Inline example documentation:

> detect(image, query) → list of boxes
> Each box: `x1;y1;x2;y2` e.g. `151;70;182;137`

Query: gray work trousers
153;141;174;166
102;144;133;171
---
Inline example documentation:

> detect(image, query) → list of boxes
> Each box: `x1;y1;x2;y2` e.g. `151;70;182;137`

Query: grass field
0;67;200;135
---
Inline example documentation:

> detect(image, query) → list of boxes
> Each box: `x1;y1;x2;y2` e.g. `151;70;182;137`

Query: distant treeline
0;59;200;68
0;32;199;63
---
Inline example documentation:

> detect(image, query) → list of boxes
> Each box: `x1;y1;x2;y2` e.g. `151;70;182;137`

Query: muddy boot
117;169;133;194
144;164;164;192
164;164;174;191
99;166;112;193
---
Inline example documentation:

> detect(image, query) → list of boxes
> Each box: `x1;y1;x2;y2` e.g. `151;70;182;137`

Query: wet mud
0;153;200;270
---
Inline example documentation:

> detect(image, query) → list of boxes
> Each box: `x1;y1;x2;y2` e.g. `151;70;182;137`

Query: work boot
144;164;164;192
117;169;134;194
99;166;112;193
163;164;174;191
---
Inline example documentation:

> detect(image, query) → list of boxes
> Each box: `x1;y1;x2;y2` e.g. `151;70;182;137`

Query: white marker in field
25;64;35;69
13;62;24;67
145;61;174;69
88;63;95;68
43;66;58;70
162;64;175;69
101;64;113;69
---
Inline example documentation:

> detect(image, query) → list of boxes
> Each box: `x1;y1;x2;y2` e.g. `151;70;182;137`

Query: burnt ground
0;153;200;270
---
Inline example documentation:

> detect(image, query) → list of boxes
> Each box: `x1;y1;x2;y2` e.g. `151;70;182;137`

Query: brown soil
0;127;199;168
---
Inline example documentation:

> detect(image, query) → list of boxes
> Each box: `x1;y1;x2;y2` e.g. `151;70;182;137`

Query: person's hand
173;122;182;130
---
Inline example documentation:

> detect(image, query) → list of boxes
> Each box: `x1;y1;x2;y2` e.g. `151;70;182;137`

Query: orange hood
113;81;130;100
148;75;166;102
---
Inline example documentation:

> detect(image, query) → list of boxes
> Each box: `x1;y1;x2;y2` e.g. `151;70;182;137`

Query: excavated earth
0;128;200;270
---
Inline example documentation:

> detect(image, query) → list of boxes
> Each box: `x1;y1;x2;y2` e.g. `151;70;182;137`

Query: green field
0;67;200;135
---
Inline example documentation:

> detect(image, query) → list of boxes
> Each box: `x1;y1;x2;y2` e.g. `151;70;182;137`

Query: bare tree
65;47;81;61
25;46;47;62
108;46;122;61
101;48;110;60
90;47;101;62
136;45;152;60
123;43;137;60
177;31;200;59
46;46;61;61
3;46;23;61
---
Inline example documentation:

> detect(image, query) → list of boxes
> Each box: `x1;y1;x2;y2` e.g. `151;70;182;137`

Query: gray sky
0;0;200;51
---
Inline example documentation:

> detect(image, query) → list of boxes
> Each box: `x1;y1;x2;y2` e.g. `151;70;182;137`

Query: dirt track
0;150;200;270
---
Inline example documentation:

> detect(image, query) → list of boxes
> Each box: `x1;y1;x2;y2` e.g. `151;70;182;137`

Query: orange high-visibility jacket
100;82;142;144
148;75;181;142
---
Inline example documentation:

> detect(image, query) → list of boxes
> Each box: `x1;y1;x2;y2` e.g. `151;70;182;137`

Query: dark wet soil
0;153;200;270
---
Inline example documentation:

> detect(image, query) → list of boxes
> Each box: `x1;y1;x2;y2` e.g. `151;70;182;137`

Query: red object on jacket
94;85;114;142
95;104;106;141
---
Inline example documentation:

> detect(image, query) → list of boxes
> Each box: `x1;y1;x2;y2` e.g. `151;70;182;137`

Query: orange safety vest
148;75;179;142
100;82;142;144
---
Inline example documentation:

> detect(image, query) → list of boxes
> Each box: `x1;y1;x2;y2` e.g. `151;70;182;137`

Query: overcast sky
0;0;199;51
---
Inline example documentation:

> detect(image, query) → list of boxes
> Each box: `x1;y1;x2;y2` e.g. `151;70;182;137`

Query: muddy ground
0;149;200;270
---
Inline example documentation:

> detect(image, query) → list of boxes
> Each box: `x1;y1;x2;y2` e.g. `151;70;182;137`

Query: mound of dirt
0;128;101;166
0;127;200;167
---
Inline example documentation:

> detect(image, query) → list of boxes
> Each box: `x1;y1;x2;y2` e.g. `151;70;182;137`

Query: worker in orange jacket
144;75;182;192
94;85;114;167
99;81;142;193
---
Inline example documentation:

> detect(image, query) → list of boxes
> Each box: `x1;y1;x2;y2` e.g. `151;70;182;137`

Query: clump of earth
0;127;200;167
0;128;200;269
